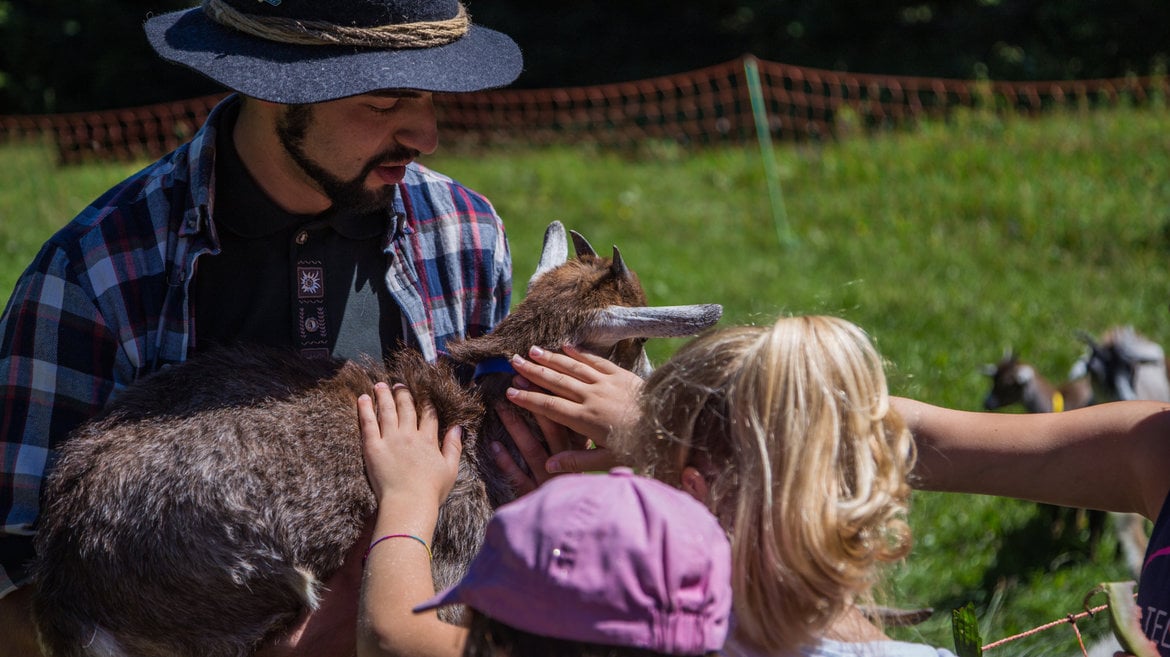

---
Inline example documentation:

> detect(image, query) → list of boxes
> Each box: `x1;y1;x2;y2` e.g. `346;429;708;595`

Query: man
0;0;521;653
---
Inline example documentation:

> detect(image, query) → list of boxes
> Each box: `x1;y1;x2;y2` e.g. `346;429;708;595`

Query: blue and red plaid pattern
0;95;512;595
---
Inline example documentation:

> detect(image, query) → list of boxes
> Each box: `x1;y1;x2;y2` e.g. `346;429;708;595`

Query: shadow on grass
932;504;1118;615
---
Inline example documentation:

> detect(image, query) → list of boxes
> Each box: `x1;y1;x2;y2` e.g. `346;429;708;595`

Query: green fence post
743;55;796;247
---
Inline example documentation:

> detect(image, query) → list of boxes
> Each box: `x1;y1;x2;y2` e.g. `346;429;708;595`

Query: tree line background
2;0;1168;115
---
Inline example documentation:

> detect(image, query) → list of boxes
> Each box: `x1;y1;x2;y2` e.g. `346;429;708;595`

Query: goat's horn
585;304;723;342
570;230;598;258
610;247;631;280
1076;329;1099;347
530;221;569;290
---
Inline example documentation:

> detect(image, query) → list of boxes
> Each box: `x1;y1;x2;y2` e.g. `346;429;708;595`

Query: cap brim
145;8;523;104
412;582;465;614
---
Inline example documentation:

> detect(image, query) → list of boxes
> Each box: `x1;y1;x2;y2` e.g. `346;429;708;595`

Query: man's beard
276;104;419;215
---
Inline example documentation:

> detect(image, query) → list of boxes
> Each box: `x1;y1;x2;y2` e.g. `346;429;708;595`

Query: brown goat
31;221;723;657
982;350;1093;413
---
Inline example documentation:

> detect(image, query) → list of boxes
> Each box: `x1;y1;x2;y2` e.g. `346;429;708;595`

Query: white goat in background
1070;325;1170;403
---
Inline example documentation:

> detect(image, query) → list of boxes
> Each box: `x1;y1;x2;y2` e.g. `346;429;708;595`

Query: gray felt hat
145;0;523;104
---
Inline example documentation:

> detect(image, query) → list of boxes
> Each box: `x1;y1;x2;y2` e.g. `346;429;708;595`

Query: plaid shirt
0;95;512;595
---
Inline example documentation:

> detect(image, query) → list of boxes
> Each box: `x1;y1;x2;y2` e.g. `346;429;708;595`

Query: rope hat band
145;0;522;103
203;0;470;49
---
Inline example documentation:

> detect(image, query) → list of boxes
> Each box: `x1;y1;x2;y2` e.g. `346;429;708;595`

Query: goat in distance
1070;325;1170;404
982;349;1093;414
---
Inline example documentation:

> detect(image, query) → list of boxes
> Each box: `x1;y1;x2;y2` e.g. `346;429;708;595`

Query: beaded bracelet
363;533;433;564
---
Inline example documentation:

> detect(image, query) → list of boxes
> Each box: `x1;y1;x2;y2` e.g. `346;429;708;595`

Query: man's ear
680;465;710;504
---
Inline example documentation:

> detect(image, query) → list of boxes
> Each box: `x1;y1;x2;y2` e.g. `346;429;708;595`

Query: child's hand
358;382;463;511
358;383;469;657
505;344;640;474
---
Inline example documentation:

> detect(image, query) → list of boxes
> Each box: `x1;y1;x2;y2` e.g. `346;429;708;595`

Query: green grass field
4;104;1169;654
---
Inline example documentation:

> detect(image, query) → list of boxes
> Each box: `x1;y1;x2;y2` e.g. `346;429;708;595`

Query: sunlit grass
5;105;1169;653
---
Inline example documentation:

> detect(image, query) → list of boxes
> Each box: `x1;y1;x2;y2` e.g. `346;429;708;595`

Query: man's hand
490;402;566;495
0;587;41;657
492;399;624;492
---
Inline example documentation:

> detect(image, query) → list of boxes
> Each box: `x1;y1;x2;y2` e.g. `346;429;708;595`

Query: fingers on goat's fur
381;349;484;433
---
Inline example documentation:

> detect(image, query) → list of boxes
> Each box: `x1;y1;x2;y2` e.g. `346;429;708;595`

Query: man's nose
395;93;438;155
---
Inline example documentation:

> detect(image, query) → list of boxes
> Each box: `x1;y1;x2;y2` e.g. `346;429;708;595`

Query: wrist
375;502;440;539
363;532;433;564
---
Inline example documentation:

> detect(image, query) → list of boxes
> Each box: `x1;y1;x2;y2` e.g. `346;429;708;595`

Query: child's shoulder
804;639;958;657
723;637;956;657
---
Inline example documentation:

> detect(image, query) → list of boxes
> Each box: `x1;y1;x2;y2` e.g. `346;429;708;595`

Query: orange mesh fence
2;55;1168;164
0;94;227;165
435;59;756;149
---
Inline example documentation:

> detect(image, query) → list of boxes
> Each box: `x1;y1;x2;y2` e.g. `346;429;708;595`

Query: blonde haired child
504;316;956;657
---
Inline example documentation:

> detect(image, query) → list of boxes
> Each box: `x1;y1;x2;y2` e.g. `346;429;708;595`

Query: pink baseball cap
414;467;732;655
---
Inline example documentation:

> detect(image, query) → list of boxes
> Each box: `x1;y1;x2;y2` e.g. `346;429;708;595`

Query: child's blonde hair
614;315;915;654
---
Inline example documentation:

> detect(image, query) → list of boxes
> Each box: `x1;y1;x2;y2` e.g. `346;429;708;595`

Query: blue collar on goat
473;356;516;379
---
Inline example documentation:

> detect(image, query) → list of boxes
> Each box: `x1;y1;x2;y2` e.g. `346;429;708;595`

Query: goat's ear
610;247;632;281
981;363;999;377
1068;358;1088;380
570;230;598;258
1076;329;1098;348
584;304;723;343
530;221;569;289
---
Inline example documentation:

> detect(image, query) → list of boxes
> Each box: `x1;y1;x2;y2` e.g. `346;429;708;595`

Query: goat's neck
472;370;536;509
1021;375;1058;413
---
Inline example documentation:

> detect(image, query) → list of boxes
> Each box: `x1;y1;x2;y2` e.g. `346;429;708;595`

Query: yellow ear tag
1051;391;1064;413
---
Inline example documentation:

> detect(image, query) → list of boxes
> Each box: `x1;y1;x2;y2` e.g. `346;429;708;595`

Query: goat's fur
31;222;723;657
445;228;721;507
34;349;484;657
982;350;1093;413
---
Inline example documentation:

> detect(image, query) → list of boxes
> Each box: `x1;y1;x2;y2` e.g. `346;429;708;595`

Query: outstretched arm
895;397;1170;519
357;383;467;657
503;345;641;474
